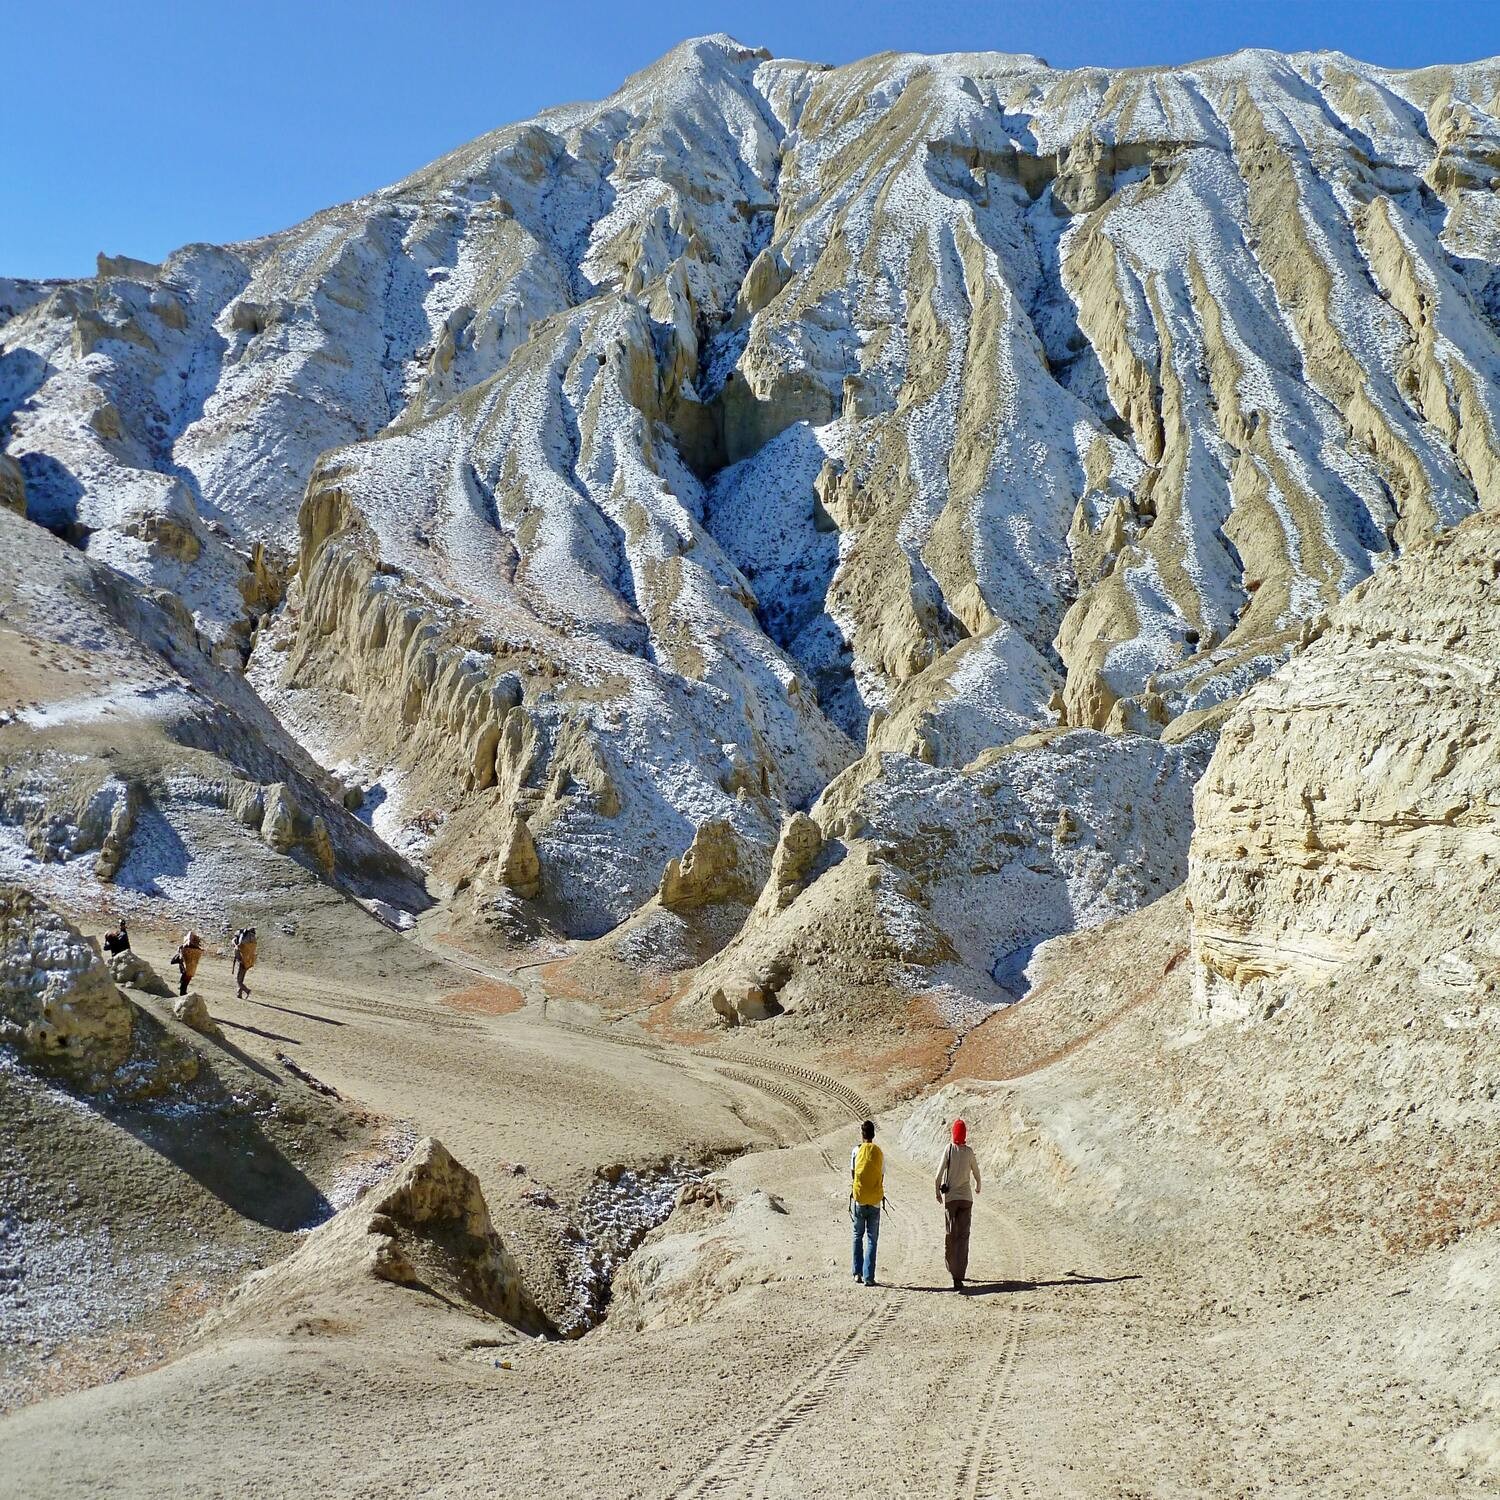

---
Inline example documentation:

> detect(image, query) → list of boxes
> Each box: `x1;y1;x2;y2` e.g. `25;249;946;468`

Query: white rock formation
108;948;172;997
691;726;1207;1029
0;883;200;1094
5;35;1500;960
0;883;133;1084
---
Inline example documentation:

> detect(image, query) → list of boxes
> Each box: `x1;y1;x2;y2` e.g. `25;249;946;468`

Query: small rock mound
0;884;134;1086
172;991;221;1038
206;1138;548;1337
108;948;172;997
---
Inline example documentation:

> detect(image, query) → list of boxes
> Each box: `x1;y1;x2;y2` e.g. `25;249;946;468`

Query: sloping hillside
4;34;1500;1015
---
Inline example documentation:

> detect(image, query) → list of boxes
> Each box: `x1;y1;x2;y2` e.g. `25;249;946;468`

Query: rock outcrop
1178;510;1499;1261
689;728;1207;1041
0;884;134;1085
108;949;172;997
1189;509;1500;1021
658;820;759;912
0;886;200;1095
0;507;427;936
496;816;542;900
172;991;221;1038
206;1138;547;1337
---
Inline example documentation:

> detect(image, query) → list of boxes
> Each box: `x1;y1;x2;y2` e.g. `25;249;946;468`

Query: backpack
851;1142;884;1207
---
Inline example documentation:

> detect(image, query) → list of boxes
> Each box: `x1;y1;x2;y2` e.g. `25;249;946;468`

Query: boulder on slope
172;991;221;1039
0;884;134;1087
204;1137;549;1339
109;948;172;997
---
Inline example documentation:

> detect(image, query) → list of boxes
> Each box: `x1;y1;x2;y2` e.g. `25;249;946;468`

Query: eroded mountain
4;35;1499;1020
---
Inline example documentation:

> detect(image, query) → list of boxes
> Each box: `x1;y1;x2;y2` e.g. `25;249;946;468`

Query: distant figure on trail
849;1119;884;1288
936;1117;981;1292
231;927;257;1000
169;930;204;996
102;916;130;956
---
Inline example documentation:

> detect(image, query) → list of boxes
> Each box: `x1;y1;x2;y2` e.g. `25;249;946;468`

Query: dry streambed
555;1156;728;1335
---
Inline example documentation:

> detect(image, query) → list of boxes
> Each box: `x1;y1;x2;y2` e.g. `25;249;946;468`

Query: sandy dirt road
0;926;1477;1499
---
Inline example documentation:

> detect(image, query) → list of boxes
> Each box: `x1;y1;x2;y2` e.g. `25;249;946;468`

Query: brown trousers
944;1198;973;1283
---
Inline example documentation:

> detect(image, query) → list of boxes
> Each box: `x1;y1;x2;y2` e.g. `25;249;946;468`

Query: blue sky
7;0;1500;279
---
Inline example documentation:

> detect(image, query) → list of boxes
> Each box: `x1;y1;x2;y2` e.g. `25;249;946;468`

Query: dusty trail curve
412;929;873;1151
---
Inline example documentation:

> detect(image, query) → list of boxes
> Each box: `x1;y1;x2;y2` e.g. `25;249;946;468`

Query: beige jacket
936;1142;981;1204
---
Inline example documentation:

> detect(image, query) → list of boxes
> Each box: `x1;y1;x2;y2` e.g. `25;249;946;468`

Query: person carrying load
169;931;203;996
231;927;257;1000
102;916;130;957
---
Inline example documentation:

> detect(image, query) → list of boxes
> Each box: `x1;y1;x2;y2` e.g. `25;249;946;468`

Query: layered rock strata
1189;508;1500;1020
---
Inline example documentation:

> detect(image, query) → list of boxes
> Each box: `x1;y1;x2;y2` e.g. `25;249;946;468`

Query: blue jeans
851;1203;881;1282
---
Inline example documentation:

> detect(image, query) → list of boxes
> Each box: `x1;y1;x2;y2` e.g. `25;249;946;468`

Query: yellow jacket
850;1141;884;1207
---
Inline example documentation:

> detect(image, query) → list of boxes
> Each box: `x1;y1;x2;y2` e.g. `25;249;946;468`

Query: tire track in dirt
675;1299;902;1499
713;1069;819;1126
299;991;482;1033
948;1206;1035;1500
694;1049;875;1121
954;1309;1029;1500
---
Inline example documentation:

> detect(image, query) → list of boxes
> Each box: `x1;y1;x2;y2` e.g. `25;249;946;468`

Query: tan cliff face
1188;507;1500;1020
1180;510;1499;1265
3;36;1500;981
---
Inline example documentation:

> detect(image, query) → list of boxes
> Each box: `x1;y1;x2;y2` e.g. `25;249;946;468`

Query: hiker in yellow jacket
849;1119;884;1287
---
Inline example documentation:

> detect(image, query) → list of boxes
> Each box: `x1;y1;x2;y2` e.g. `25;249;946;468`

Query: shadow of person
885;1272;1142;1295
217;1017;302;1047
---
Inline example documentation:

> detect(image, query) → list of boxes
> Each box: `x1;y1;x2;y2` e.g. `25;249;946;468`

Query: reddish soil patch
439;980;525;1017
429;930;485;957
538;958;592;1001
641;976;713;1046
827;993;953;1098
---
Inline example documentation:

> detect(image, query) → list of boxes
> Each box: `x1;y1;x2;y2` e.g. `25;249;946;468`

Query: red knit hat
952;1118;967;1145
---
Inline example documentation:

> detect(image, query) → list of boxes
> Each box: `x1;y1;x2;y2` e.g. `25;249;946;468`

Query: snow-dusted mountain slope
3;36;1499;967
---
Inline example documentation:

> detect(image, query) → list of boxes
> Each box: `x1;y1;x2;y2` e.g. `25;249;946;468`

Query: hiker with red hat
935;1117;981;1291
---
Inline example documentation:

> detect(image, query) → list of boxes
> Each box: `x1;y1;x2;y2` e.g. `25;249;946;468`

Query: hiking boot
863;1278;876;1287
